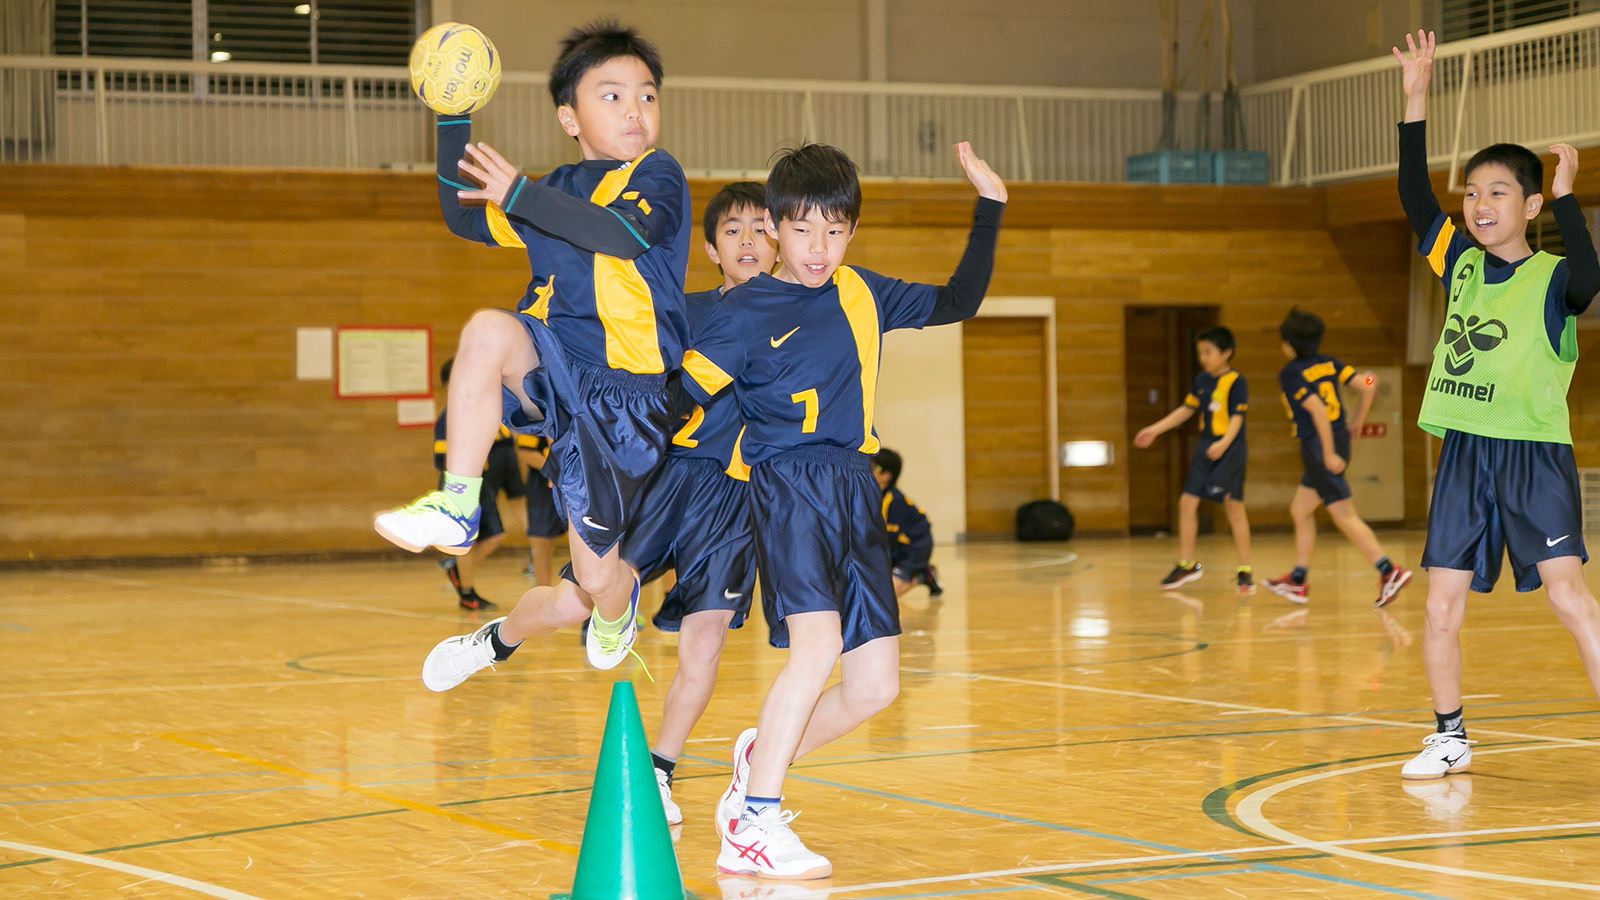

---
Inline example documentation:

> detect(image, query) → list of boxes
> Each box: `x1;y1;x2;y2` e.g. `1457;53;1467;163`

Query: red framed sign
334;325;433;400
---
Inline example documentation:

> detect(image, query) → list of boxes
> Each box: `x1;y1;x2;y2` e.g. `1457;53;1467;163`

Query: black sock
1435;707;1465;737
651;752;676;783
1375;557;1395;577
1291;566;1308;585
487;621;520;662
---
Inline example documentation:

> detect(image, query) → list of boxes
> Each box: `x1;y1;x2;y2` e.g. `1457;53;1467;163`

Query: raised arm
434;116;518;246
1549;144;1600;313
925;142;1007;327
1393;31;1445;241
455;143;682;259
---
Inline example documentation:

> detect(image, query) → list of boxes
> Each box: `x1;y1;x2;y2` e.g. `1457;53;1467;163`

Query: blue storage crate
1125;150;1215;184
1214;150;1269;185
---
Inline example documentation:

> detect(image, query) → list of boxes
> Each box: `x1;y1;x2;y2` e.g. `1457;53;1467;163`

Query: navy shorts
631;456;757;631
1299;431;1352;505
1423;430;1587;593
500;315;674;557
1182;441;1246;502
752;446;899;653
523;467;567;539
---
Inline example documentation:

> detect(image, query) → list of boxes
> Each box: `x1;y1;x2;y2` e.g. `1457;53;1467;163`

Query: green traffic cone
569;681;684;900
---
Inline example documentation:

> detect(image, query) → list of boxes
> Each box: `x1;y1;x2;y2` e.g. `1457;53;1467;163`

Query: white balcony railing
5;11;1600;185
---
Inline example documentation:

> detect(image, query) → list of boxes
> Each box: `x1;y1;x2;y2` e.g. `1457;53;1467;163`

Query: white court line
960;551;1078;574
51;571;465;623
824;818;1600;896
922;724;981;730
1235;743;1600;893
0;838;267;900
936;670;1600;748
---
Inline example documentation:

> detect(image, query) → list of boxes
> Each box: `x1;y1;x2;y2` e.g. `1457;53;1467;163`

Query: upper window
1442;0;1598;41
54;0;416;65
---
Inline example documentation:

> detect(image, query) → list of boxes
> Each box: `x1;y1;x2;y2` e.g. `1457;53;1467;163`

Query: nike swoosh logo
581;516;609;532
769;327;800;348
1548;534;1571;547
723;589;743;600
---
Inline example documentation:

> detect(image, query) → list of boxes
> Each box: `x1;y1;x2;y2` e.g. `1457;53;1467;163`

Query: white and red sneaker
1376;566;1412;608
1266;574;1308;604
715;728;757;837
717;806;832;880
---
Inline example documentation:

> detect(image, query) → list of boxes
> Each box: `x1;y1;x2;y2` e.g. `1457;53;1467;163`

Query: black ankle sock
1291;566;1308;585
651;752;676;782
487;621;520;662
1435;707;1465;737
1376;557;1395;577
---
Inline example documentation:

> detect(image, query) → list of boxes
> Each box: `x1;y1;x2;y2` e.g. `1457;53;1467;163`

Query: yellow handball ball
409;23;501;115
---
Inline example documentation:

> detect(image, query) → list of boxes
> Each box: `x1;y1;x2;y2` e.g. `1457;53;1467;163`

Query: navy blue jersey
437;120;691;375
680;267;937;466
882;486;934;570
667;289;747;479
1278;354;1356;440
1185;369;1247;444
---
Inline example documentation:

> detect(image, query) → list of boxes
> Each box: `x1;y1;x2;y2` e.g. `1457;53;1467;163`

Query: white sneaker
585;577;641;670
374;491;478;556
421;617;504;692
1400;731;1474;780
717;807;831;880
657;767;683;826
715;727;758;837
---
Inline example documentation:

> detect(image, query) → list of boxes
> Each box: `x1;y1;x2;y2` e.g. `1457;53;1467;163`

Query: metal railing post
344;75;358;168
93;65;108;165
1447;50;1476;191
1279;83;1302;186
1015;96;1035;182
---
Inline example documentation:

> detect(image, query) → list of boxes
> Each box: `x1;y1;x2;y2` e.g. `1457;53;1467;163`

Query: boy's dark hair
1464;143;1542;199
702;181;767;243
1196;326;1235;358
1279;308;1324;359
548;19;663;109
439;357;453;387
766;143;861;226
873;447;903;488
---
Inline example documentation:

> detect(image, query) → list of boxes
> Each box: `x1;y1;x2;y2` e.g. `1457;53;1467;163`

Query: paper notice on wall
397;398;436;428
296;327;333;381
336;327;431;398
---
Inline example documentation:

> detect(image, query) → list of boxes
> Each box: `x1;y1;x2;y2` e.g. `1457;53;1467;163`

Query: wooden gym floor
3;531;1599;899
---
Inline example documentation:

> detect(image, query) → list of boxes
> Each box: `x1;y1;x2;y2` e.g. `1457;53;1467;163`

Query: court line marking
157;733;582;856
1234;742;1600;893
824;819;1600;896
927;669;1600;748
0;838;267;900
49;571;465;622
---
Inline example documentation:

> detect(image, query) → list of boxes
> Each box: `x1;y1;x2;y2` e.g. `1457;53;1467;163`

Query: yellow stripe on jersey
1338;365;1356;384
587;151;663;374
835;267;883;454
725;426;751;482
880;492;893;523
592;256;665;373
513;434;543;450
1426;217;1456;277
433;439;448;455
484;203;526;249
1184;395;1200;408
496;425;512;440
1210;371;1239;437
672;405;705;448
682;350;733;396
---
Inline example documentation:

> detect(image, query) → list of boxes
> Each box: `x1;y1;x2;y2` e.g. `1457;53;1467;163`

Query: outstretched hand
456;141;520;208
1392;30;1436;101
1551;143;1579;198
956;142;1006;203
